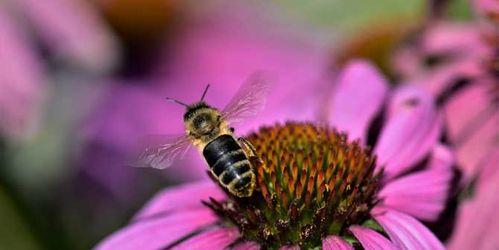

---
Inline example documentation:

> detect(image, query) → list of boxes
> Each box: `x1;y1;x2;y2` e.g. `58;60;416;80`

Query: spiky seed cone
205;122;381;249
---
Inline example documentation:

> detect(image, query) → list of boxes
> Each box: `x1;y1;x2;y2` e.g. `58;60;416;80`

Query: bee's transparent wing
134;134;191;169
222;71;271;124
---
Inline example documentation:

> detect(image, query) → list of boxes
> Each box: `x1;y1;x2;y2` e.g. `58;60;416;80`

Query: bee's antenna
200;84;210;101
165;97;189;107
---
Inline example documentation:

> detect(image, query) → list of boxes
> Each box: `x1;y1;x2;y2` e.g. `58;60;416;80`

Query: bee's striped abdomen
203;134;255;197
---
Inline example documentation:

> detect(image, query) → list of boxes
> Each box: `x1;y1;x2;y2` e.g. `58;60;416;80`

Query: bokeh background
0;0;479;249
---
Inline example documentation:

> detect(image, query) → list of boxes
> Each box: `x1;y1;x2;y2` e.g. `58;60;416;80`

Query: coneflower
96;61;453;250
391;0;498;185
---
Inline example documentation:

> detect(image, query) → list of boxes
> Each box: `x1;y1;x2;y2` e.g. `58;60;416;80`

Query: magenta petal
372;208;444;250
349;226;397;250
322;235;353;250
377;144;453;221
13;0;120;72
232;241;260;250
374;86;442;179
448;150;499;250
329;60;388;143
134;181;225;220
95;208;218;250
171;227;239;250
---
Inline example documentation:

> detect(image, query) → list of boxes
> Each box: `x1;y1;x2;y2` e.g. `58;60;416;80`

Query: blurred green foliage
274;0;424;34
0;186;41;250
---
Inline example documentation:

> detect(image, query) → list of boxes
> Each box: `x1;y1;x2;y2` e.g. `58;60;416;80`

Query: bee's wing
222;71;271;124
134;134;191;169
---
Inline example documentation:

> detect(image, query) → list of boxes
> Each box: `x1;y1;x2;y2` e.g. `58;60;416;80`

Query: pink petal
445;81;498;184
409;60;483;96
0;7;44;137
329;60;388;143
372;207;445;250
422;23;482;58
455;114;497;184
95;208;219;250
444;83;494;141
232;241;260;250
171;227;239;250
322;235;353;250
448;149;499;250
374;86;442;180
377;144;454;221
12;0;120;72
134;181;226;221
349;226;397;250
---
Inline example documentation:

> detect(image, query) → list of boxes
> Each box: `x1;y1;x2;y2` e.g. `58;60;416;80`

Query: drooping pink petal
448;149;499;250
422;23;483;58
11;0;120;72
95;208;219;250
171;227;239;250
444;83;494;142
444;81;498;184
328;60;388;143
322;235;353;250
0;6;45;137
134;181;226;221
377;144;454;221
408;59;482;96
349;226;397;250
374;85;442;179
372;207;445;250
232;241;260;250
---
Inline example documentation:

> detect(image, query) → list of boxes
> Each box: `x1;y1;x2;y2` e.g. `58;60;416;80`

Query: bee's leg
230;127;235;133
238;137;257;157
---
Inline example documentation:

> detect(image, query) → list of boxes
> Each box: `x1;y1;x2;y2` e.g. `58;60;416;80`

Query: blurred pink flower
447;149;499;250
392;1;498;184
95;61;453;249
80;3;329;198
5;0;121;72
0;0;120;138
0;6;44;138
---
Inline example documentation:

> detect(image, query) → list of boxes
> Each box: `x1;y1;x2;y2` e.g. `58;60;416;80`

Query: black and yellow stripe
203;134;254;196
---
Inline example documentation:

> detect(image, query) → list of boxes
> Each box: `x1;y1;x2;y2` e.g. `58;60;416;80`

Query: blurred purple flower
95;61;453;249
391;0;498;184
80;3;329;198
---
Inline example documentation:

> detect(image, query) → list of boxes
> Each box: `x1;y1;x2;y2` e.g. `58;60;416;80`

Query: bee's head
166;84;220;137
184;103;221;136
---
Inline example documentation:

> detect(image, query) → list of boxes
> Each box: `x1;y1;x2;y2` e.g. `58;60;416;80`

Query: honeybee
137;72;270;197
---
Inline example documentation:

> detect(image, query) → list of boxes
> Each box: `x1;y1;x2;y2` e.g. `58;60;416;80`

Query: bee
137;72;269;197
